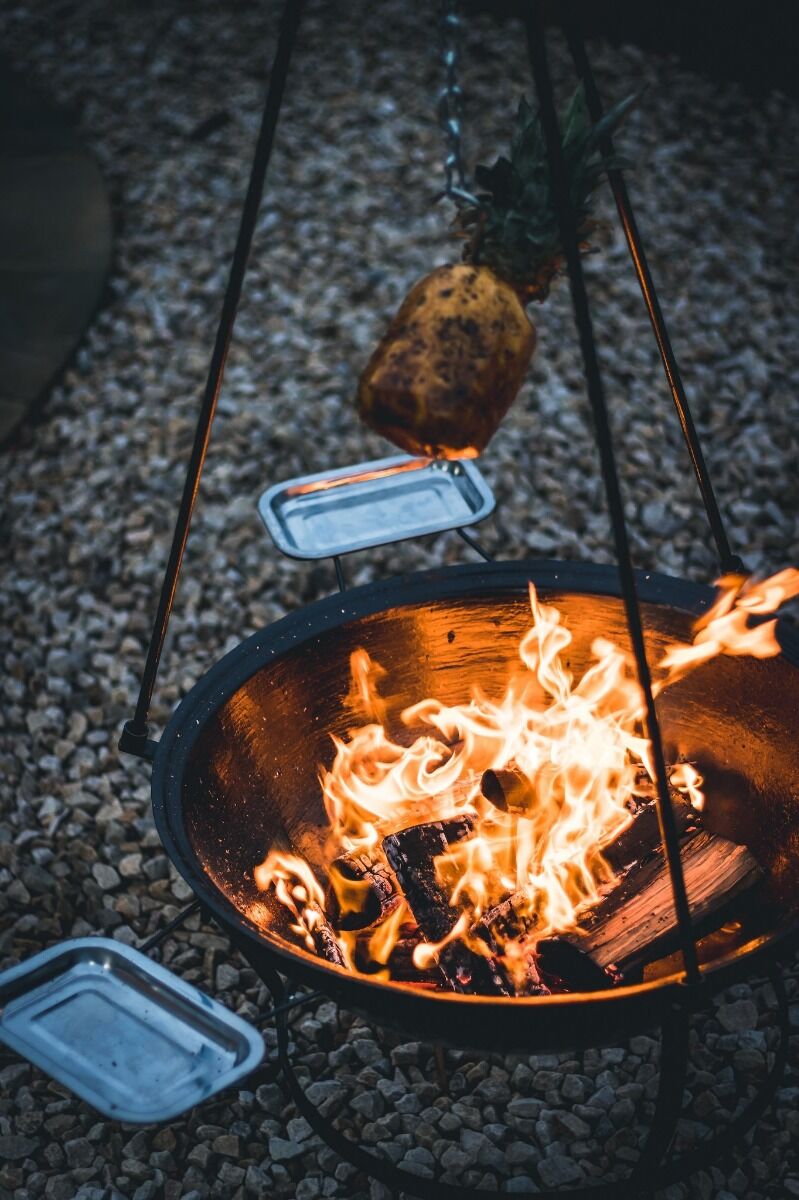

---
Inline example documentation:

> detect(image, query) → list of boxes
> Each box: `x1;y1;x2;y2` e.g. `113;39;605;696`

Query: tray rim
0;937;265;1123
257;453;496;560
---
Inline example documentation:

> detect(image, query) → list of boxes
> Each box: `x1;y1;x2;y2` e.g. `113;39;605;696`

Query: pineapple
356;86;635;460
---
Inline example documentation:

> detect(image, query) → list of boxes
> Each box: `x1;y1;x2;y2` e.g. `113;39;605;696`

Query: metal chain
436;0;471;202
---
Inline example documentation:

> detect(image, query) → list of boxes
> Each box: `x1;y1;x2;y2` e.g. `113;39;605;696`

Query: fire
658;569;799;680
254;568;798;982
253;853;328;955
670;761;705;812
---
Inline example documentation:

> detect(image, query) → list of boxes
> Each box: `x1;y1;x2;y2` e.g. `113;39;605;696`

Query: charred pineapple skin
356;264;536;459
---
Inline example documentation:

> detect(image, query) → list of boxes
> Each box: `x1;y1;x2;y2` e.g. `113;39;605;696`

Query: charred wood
382;816;475;942
537;829;763;990
472;893;549;996
480;764;535;815
473;891;538;946
258;829;346;966
601;791;698;873
387;935;445;986
351;928;444;988
326;851;401;931
308;906;347;967
383;816;511;995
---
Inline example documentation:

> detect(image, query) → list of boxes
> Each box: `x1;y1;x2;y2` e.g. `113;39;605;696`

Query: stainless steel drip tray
0;939;264;1123
258;453;495;559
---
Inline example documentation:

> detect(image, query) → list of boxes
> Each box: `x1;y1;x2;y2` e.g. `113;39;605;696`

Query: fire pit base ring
254;957;789;1200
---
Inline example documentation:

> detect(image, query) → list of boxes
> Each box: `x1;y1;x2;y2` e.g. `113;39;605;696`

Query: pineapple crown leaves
456;84;638;300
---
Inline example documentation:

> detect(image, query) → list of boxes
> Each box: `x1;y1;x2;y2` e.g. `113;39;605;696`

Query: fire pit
152;561;799;1053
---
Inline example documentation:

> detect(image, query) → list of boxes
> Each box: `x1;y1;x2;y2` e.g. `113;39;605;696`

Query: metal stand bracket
251;966;789;1200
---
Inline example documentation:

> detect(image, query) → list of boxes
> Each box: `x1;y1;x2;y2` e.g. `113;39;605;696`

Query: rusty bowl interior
152;561;799;1049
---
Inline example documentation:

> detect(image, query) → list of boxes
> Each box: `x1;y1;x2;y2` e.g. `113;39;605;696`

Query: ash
0;1;798;1198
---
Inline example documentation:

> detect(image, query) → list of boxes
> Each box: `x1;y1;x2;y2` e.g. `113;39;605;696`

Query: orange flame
254;569;796;981
253;851;346;960
658;569;799;681
670;761;705;811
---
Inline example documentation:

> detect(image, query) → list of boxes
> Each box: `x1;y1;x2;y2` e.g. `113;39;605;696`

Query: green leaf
584;91;639;153
457;83;638;288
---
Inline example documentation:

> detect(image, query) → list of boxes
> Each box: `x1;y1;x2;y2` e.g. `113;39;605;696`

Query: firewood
383;816;511;996
472;893;549;996
480;765;535;815
601;791;698;873
351;930;445;988
537;829;763;990
436;938;511;996
481;764;697;842
473;891;537;945
386;935;445;986
383;816;475;941
308;905;347;967
256;829;346;967
326;851;401;931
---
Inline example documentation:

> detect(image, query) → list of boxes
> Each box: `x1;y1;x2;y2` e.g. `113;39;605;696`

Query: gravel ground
1;1;799;1198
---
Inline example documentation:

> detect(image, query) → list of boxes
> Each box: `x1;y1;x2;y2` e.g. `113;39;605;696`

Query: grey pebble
0;1134;39;1160
506;1141;540;1167
538;1154;584;1187
91;862;120;890
351;1091;384;1120
215;963;240;990
268;1136;306;1163
717;999;759;1032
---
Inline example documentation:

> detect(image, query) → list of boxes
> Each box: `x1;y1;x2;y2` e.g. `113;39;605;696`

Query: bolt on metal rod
121;1;305;755
563;5;743;577
523;4;700;986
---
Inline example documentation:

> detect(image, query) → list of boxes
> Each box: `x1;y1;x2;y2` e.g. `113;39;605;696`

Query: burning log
480;765;535;815
309;911;347;967
383;816;475;941
386;935;445;987
253;834;347;968
601;790;698;873
382;816;512;996
351;928;444;989
326;852;401;931
472;893;549;996
536;828;763;990
473;891;536;944
480;763;697;834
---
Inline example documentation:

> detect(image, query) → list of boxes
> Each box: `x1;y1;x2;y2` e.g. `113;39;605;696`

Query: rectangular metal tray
0;938;264;1123
258;454;495;560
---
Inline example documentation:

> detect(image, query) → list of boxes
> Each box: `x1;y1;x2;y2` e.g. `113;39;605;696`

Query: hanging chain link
436;0;472;202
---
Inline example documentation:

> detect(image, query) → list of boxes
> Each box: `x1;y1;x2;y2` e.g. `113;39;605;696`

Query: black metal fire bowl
151;560;799;1052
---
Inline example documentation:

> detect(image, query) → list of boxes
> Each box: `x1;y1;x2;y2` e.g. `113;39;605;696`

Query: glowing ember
254;569;799;984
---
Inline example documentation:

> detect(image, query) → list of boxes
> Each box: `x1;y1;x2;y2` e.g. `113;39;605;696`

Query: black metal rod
456;526;494;561
563;9;743;576
260;987;323;1026
139;898;202;953
123;1;304;746
654;961;790;1185
333;556;347;592
629;1000;690;1180
270;963;699;1200
523;6;700;985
